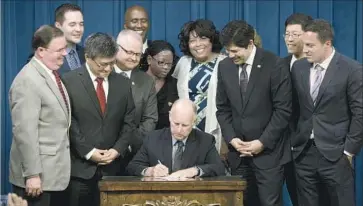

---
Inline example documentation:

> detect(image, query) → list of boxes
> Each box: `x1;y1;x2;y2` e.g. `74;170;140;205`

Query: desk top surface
99;176;246;191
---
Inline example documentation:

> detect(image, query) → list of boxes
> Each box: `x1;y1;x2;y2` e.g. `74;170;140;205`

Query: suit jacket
291;52;363;161
216;48;292;169
129;69;158;151
126;128;225;177
62;65;136;179
9;57;71;191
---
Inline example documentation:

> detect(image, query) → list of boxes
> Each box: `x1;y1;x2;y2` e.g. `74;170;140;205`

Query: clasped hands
230;138;264;157
144;162;198;179
90;148;119;165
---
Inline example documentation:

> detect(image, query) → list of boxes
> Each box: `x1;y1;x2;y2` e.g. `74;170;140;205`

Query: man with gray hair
62;32;136;206
126;99;225;178
114;29;157;175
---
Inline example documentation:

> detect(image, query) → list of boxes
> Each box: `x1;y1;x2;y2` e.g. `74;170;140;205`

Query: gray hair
84;32;119;59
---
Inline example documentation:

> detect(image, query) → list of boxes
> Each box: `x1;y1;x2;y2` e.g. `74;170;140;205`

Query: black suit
291;52;363;206
126;128;225;177
216;47;292;206
62;65;136;206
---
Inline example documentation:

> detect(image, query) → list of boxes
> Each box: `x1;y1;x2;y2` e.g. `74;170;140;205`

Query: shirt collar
245;45;256;66
114;64;132;78
86;63;108;82
172;136;188;146
313;48;335;70
66;45;76;54
33;57;54;77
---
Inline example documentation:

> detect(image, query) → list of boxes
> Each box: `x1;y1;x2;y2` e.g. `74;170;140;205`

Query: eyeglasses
118;44;142;58
90;58;115;69
283;33;302;39
151;56;173;68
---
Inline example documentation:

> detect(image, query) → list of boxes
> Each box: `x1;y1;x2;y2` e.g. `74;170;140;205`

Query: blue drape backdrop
1;1;362;205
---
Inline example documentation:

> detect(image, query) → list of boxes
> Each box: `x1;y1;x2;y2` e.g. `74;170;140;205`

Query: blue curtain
1;1;362;205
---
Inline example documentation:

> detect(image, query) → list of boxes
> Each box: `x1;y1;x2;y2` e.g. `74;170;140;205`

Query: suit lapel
241;48;263;113
162;129;173;170
78;66;103;117
314;53;340;107
31;59;69;119
227;61;243;113
300;63;314;106
103;72;117;118
181;130;198;169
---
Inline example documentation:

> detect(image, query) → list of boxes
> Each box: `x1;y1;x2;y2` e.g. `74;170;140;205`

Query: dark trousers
294;140;355;206
12;185;67;206
284;161;299;206
231;158;284;206
67;172;101;206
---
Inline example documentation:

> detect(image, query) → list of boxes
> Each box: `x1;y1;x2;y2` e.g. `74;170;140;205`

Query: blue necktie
67;49;80;70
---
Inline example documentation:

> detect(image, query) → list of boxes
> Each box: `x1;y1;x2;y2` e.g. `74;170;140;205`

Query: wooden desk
99;176;245;206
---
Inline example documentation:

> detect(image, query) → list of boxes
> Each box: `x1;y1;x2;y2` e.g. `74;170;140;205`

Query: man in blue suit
54;3;85;74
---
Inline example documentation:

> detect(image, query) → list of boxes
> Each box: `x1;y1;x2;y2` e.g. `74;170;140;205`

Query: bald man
124;5;150;52
126;99;225;178
114;29;157;175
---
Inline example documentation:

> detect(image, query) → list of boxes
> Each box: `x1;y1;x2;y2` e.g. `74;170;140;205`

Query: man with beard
55;3;85;73
114;30;158;175
216;20;291;206
124;5;150;53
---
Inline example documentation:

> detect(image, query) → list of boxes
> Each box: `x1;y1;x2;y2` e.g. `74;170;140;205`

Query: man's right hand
25;175;42;197
90;149;108;163
145;163;169;177
230;138;253;157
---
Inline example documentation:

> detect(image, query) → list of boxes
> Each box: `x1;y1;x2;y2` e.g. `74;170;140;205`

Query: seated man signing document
126;99;225;178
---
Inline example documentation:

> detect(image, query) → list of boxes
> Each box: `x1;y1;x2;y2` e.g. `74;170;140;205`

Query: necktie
310;65;324;104
172;140;184;172
67;49;80;70
121;71;129;78
239;63;249;101
96;77;106;115
52;70;69;114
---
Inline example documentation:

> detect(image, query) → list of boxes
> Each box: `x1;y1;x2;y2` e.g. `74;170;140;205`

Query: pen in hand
158;160;162;165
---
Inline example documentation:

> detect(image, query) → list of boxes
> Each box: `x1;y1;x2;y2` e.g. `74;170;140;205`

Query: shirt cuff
141;168;148;176
344;150;354;157
85;148;96;160
195;166;204;177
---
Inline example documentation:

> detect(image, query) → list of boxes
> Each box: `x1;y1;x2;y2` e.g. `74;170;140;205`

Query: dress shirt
238;45;256;81
114;65;132;79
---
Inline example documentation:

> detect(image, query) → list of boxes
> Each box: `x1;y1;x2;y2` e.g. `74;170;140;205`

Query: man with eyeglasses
282;13;313;206
113;29;158;175
61;32;136;206
9;25;70;206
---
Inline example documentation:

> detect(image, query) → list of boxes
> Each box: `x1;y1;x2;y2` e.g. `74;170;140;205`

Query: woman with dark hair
140;40;179;129
172;19;226;153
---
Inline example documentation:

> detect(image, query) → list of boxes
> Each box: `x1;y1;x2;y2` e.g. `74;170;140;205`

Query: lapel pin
257;65;261;68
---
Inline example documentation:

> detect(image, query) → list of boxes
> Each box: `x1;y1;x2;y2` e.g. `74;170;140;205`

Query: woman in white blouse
172;19;226;153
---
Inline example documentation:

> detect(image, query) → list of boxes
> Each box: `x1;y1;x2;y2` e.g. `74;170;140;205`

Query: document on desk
141;176;200;181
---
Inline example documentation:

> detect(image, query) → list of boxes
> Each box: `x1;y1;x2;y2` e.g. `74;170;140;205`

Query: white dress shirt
238;45;256;81
290;55;298;70
114;64;132;79
85;63;110;160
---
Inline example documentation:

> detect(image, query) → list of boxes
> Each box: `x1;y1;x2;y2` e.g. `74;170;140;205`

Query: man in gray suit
291;19;363;206
114;29;158;174
9;25;70;206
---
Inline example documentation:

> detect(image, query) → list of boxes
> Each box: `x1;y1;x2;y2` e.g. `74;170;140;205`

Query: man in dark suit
54;3;85;74
127;99;225;178
282;13;313;206
216;20;292;206
62;33;136;206
291;19;363;206
114;30;158;174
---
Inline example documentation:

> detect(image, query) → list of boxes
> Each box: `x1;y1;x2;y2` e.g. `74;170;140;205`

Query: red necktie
52;70;69;114
96;77;106;115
